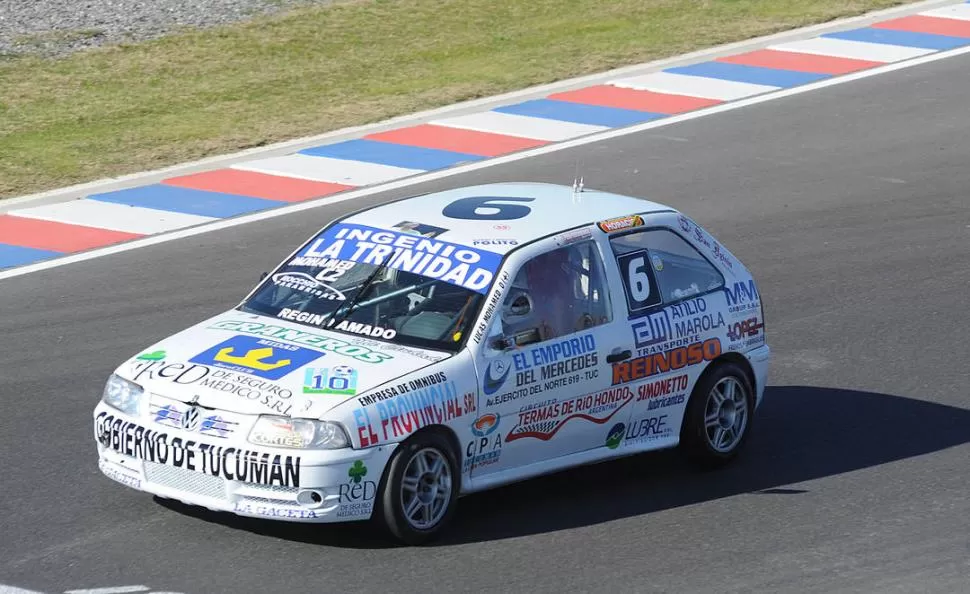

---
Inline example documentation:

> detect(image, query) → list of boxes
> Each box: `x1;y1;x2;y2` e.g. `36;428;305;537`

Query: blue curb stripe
88;185;283;218
0;244;63;269
299;139;483;170
822;27;970;51
665;62;829;88
493;99;666;128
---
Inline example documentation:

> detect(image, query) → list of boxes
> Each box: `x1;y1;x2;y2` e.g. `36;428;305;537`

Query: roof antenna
572;161;584;203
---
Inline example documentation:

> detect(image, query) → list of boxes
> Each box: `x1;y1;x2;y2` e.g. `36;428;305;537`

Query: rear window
610;228;725;306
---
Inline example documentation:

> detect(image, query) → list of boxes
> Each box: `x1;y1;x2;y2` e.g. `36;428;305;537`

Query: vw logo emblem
181;405;201;432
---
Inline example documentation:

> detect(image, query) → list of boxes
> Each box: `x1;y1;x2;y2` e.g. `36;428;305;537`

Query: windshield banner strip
290;223;502;294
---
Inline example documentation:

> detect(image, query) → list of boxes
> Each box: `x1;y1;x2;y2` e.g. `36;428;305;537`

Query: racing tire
680;362;755;469
377;431;460;545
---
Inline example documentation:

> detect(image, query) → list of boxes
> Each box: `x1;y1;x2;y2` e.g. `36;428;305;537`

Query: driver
521;246;581;341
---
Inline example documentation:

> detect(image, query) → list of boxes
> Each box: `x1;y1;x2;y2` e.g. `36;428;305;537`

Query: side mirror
505;291;533;318
259;271;269;282
488;328;541;351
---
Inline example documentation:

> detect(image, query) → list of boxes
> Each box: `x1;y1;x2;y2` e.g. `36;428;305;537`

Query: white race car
93;182;770;544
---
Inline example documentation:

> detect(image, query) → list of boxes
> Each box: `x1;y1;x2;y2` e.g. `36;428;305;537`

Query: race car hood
117;309;450;418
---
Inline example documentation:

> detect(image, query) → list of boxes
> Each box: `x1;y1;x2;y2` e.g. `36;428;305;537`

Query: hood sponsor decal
137;350;166;361
208;319;393;364
189;335;325;380
303;366;359;395
131;359;296;415
95;412;301;488
290;222;502;294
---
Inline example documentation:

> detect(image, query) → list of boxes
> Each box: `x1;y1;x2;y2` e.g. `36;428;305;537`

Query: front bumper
93;404;396;523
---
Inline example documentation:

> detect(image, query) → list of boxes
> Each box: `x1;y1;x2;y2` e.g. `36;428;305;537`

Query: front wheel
377;431;459;545
680;362;755;468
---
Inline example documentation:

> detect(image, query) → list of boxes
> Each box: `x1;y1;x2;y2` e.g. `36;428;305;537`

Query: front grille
144;461;227;501
261;484;299;495
239;496;291;505
235;483;299;504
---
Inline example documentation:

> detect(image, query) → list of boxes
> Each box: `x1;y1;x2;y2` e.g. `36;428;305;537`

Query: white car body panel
93;182;771;524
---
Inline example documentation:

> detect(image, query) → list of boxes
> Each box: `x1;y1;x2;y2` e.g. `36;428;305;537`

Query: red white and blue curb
3;0;970;271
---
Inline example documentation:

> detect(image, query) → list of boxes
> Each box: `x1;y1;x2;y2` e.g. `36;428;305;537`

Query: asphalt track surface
2;52;969;594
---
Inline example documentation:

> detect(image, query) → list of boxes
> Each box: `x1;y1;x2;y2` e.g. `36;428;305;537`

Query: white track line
3;20;970;282
63;587;149;594
0;585;46;594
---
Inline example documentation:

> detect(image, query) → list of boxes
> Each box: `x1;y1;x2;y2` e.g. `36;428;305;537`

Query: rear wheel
377;431;459;545
680;362;754;468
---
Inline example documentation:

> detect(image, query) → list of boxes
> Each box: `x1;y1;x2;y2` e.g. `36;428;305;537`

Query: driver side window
497;240;612;347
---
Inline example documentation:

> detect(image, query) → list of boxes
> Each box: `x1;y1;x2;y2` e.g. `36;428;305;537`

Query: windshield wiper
324;250;399;330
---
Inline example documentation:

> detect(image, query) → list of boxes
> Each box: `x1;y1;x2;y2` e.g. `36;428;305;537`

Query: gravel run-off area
0;0;334;57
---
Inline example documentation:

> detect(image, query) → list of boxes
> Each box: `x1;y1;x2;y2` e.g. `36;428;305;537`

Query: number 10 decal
617;250;661;313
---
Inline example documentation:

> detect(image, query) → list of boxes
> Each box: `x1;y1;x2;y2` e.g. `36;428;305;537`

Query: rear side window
610;229;725;307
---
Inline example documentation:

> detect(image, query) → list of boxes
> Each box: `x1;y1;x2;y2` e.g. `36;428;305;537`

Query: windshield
240;221;503;352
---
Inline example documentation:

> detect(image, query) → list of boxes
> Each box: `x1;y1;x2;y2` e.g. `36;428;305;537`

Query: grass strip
0;0;912;199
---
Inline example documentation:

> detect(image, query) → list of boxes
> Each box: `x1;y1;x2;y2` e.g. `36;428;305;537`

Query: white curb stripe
609;71;779;101
10;200;217;235
769;37;936;62
231;154;422;185
919;4;970;19
431;111;609;141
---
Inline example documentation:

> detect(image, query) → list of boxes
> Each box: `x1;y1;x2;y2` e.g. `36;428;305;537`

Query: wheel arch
680;352;757;436
387;424;463;485
708;351;757;395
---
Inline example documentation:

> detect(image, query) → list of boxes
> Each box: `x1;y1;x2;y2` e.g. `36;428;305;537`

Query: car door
604;225;728;449
466;229;637;478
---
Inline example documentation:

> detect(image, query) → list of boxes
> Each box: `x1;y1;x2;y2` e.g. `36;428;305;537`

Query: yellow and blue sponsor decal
190;335;324;380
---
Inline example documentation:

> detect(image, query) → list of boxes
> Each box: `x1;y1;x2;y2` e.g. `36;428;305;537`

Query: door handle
606;349;632;363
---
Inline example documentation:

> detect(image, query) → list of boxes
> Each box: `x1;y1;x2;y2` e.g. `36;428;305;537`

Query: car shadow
156;385;970;548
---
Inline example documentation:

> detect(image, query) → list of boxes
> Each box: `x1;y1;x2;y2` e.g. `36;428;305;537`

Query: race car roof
339;182;674;254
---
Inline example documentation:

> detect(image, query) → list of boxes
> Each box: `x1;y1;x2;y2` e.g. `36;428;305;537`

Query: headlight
101;374;145;416
248;416;350;450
